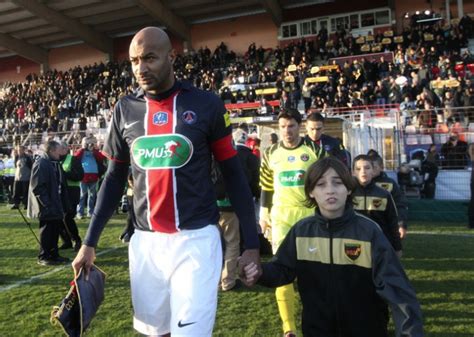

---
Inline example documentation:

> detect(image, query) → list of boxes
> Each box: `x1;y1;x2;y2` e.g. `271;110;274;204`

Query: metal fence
1;104;472;200
336;105;473;200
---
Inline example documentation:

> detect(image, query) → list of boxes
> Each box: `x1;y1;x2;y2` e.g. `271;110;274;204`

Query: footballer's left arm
209;98;261;275
218;156;259;250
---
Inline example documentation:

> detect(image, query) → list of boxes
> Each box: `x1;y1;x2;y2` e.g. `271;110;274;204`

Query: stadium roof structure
0;0;332;64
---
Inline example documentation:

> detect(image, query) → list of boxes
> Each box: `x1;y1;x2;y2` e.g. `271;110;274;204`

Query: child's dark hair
304;157;356;208
366;149;379;157
352;154;374;170
368;153;383;168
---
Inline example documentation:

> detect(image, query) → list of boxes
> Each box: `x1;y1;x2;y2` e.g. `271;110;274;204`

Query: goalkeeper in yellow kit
259;108;324;337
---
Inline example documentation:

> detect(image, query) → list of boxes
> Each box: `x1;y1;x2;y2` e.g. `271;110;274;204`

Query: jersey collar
136;80;192;100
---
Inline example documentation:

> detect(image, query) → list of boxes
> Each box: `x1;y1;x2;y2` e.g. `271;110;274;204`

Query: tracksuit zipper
364;186;367;211
327;221;343;337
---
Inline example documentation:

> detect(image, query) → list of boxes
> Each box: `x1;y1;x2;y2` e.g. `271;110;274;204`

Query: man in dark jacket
59;142;84;251
441;133;468;169
215;127;260;291
305;112;350;168
11;144;32;209
28;140;70;266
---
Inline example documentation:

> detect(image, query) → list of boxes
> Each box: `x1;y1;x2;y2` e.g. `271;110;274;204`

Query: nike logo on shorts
178;320;196;328
124;120;139;129
308;247;317;253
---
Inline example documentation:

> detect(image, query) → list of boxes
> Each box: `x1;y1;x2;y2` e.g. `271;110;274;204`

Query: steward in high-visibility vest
59;150;84;251
5;161;15;177
62;153;83;187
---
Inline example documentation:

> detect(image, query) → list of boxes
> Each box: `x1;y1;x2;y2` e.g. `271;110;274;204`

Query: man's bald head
129;27;175;95
130;27;172;55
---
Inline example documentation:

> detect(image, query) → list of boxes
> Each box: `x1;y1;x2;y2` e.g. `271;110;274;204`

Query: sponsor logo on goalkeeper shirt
131;134;193;169
278;170;305;186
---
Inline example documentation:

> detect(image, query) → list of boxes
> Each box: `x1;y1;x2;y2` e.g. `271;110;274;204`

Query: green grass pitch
0;206;473;336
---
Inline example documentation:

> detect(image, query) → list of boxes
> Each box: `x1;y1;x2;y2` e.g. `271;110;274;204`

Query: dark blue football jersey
103;81;236;232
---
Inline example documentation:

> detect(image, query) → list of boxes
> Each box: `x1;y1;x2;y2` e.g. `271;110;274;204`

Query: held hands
238;248;262;287
240;262;261;286
72;245;96;280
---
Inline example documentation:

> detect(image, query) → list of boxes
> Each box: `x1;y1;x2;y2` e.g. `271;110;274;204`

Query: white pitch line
2;231;473;293
0;246;124;293
409;231;474;238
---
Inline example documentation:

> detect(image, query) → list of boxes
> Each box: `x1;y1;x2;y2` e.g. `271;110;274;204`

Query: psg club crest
153;112;168;126
182;110;197;125
300;154;309;162
344;243;361;261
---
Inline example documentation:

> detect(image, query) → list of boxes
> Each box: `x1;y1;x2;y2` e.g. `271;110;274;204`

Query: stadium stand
0;3;473;192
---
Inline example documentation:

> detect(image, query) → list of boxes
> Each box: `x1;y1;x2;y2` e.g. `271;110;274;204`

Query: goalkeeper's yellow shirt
260;138;323;208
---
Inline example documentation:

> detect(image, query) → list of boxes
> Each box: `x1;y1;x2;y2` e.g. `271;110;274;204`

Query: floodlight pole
457;0;463;18
445;0;451;23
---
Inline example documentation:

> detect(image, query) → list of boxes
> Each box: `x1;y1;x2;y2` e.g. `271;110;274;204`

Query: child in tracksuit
241;157;423;337
368;152;409;239
352;154;402;256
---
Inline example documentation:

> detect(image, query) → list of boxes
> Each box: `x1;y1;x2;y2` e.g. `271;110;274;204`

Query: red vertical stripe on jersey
146;94;178;233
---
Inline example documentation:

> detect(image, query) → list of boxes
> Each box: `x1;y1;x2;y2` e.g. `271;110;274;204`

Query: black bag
50;265;106;336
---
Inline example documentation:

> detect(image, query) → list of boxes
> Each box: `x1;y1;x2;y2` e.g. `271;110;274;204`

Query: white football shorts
129;225;222;336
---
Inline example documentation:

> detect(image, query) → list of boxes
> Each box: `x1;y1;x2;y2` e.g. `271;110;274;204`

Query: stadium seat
467;133;474;143
433;133;448;144
375;109;384;118
430;66;440;78
467;63;474;75
419;134;433;144
405;134;418;145
454;63;465;77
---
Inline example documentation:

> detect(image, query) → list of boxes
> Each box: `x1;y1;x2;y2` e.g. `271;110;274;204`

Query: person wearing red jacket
245;135;261;158
74;136;106;219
